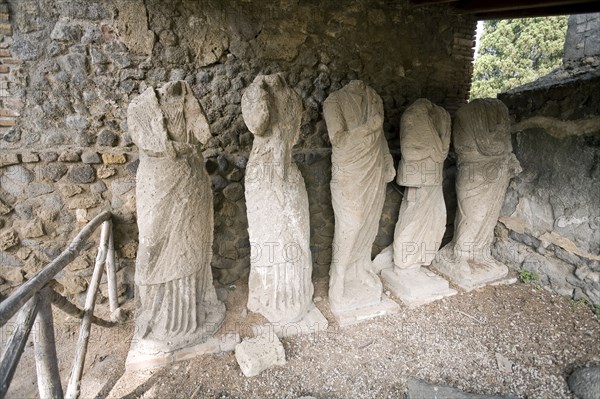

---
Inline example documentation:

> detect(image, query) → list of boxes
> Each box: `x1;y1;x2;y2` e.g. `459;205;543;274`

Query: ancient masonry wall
0;0;476;300
493;14;600;305
563;13;600;65
495;70;600;304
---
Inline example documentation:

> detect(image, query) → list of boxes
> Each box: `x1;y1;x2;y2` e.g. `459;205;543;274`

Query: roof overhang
408;0;600;19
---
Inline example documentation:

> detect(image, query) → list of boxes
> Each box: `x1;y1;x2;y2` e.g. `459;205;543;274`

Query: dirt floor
3;276;600;399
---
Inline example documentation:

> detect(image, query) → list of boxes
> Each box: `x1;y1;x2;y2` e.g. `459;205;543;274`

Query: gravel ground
4;277;599;399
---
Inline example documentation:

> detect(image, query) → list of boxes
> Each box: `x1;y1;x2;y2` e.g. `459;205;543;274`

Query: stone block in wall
25;182;56;198
43;163;68;182
564;13;600;64
58;183;82;198
50;18;82;42
55;273;87;295
110;177;136;223
0;228;18;250
20;152;39;163
1;164;33;196
21;218;43;238
96;130;119;147
67;164;96;184
81;151;101;164
22;251;45;279
251;29;307;62
58;150;81;162
115;0;155;56
102;153;127;164
0;153;18;166
188;22;229;67
66;193;102;210
97;166;116;179
0;198;10;215
0;264;22;286
118;241;138;259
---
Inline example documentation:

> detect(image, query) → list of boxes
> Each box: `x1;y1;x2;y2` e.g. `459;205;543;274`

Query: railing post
65;220;110;399
33;287;64;399
0;295;39;398
104;221;120;316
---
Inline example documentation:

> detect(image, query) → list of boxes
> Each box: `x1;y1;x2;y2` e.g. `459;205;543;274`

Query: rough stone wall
0;0;476;297
563;13;600;65
495;68;600;304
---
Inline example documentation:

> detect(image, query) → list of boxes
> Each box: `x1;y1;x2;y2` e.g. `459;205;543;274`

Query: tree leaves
470;16;568;100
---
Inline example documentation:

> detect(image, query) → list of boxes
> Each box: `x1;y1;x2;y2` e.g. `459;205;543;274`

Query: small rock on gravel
406;378;518;399
568;367;600;399
235;333;286;377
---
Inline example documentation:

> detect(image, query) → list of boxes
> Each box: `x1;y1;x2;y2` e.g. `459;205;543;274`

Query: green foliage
518;269;540;284
470;16;568;99
573;297;591;306
571;297;599;317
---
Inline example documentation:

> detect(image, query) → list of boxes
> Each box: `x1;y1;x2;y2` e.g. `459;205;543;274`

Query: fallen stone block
235;333;286;377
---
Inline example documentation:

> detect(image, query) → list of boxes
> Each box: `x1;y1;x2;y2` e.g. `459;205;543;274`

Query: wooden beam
0;296;39;398
34;287;64;399
409;0;457;5
474;3;600;19
104;222;119;314
454;0;600;13
65;221;110;399
408;0;600;17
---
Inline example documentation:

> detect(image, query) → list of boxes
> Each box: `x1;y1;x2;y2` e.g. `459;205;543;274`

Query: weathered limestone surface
115;0;155;56
126;81;224;360
432;99;521;291
379;99;455;306
235;333;287;378
324;80;399;321
242;73;325;331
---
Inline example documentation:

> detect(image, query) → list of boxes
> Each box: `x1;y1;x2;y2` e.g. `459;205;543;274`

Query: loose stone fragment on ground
235;333;287;377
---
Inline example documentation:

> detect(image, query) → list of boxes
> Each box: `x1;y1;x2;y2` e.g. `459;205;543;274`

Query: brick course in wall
0;0;21;135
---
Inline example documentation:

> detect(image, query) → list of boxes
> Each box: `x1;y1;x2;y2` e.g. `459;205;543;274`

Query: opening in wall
470;16;568;100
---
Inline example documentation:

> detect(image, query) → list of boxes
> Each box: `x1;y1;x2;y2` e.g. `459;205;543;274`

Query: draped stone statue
431;98;521;291
380;99;456;306
324;80;399;325
242;74;327;334
126;81;225;364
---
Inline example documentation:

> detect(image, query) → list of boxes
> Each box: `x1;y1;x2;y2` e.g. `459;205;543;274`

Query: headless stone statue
380;99;456;306
431;98;521;291
324;80;399;325
126;81;225;361
242;74;327;334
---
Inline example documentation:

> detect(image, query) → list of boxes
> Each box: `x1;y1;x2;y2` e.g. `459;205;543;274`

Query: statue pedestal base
330;296;400;327
431;257;509;292
252;305;329;339
125;332;240;372
381;267;457;307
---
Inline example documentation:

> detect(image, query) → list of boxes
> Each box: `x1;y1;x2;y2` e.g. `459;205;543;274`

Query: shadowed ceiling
408;0;600;19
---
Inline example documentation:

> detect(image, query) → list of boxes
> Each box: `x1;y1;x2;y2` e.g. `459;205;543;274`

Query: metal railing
0;211;124;399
